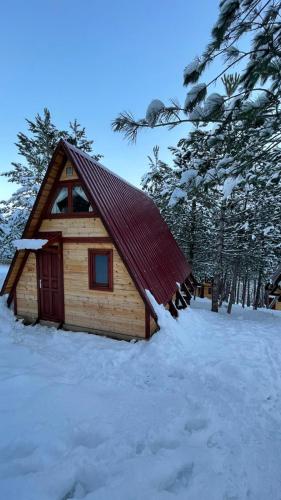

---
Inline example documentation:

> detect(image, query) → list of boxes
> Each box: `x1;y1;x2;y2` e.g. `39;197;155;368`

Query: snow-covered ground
1;264;281;500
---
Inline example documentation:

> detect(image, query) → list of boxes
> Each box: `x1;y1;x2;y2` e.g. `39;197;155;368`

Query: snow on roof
13;239;48;250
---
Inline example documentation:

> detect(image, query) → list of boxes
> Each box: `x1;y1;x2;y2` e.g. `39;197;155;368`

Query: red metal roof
1;139;191;310
62;140;191;305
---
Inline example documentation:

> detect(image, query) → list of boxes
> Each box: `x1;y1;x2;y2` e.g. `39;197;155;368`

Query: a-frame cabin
1;140;192;340
266;264;281;310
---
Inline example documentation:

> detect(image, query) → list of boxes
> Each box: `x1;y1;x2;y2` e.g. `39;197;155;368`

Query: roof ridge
61;139;148;197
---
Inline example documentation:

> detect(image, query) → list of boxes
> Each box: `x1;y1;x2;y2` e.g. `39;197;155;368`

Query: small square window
89;249;113;291
66;165;73;177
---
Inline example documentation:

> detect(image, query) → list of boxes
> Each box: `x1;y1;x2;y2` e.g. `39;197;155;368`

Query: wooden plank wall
40;217;108;237
25;152;65;238
276;300;281;311
16;253;38;320
59;160;78;181
40;218;146;338
3;151;65;294
150;315;158;335
63;242;145;337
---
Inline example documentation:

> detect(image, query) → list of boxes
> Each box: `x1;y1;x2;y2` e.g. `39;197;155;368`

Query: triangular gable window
50;184;93;215
51;187;68;214
72;185;93;213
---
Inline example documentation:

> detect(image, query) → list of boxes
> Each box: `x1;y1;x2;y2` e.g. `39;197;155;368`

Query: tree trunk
212;275;220;313
219;270;228;307
260;285;265;308
189;198;196;266
212;202;226;313
227;264;238;314
265;288;269;308
236;275;241;304
253;279;257;305
253;269;262;310
241;276;247;308
247;280;251;307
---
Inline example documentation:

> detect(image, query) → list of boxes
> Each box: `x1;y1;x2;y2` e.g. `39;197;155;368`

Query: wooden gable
1;145;67;296
59;160;78;181
2;143;155;339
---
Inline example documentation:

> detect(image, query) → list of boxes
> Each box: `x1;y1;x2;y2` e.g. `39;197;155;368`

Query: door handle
39;279;42;289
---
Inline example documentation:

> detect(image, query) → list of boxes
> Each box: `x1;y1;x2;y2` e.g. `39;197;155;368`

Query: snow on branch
179;169;198;185
183;57;202;85
168;188;186;207
222;177;240;199
146;100;165;127
184;84;207;113
203;93;224;118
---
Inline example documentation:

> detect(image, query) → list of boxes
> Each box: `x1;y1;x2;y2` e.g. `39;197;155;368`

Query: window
50;183;93;215
51;187;68;214
89;249;113;291
66;165;73;177
72;185;93;213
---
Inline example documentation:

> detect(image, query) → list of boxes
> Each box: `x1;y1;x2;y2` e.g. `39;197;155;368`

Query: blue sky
0;0;219;200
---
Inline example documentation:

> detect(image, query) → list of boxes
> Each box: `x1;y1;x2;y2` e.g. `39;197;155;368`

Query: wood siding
150;315;158;335
40;217;109;237
39;218;146;338
63;242;145;338
276;300;281;311
59;160;78;181
16;253;38;320
2;150;65;294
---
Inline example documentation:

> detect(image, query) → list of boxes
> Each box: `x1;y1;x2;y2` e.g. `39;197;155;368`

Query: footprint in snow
162;463;194;493
184;418;208;434
149;438;180;454
0;441;36;462
207;430;224;449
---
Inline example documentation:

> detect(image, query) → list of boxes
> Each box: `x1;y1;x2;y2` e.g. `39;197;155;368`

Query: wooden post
168;300;178;318
175;290;188;310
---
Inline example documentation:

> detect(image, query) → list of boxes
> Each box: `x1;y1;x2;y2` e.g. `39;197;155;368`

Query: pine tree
113;0;281;186
0;108;100;261
0;209;6;261
141;77;281;311
142;146;175;218
66;119;102;161
113;1;281;310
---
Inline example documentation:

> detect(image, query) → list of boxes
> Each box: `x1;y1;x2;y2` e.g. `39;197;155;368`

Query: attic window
66;165;73;177
51;187;68;214
50;183;93;215
72;185;93;213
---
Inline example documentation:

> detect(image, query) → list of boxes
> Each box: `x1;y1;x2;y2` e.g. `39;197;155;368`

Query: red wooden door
37;248;63;322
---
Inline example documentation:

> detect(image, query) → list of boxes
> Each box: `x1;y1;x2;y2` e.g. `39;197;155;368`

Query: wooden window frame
88;249;113;292
47;180;97;218
65;165;74;177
